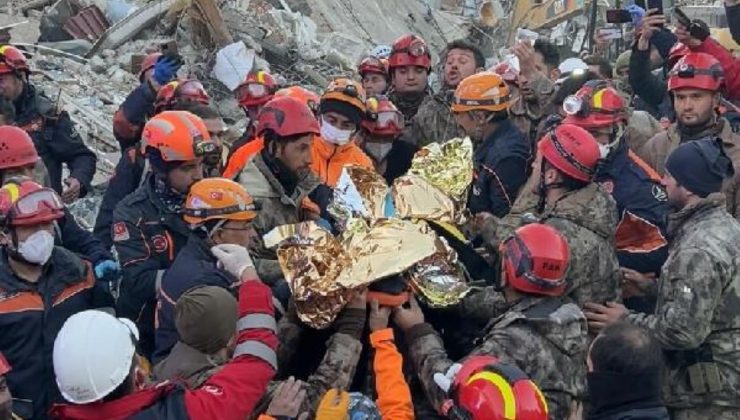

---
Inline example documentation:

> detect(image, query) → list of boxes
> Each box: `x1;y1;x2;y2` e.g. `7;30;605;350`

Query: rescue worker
0;45;96;202
474;124;620;309
638;52;740;219
235;96;330;285
112;51;182;150
387;34;433;133
357;96;416;184
452;72;531;218
410;40;485;147
50;243;278;420
154;177;261;361
230;70;278;158
0;126;120;284
398;223;587;419
0;180;113;420
94;100;221;250
0;353;16;420
112;111;216;359
585;138;740;420
562;81;671;312
223;86;320;180
312;78;373;187
358;55;389;96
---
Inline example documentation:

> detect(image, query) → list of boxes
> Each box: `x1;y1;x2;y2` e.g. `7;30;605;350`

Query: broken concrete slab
87;0;175;57
0;14;40;43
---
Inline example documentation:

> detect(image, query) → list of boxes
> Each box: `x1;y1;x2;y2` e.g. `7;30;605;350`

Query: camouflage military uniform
480;180;621;307
408;90;465;148
407;296;588;419
389;88;433;147
626;194;740;415
637;118;740;219
626;109;662;155
509;74;554;145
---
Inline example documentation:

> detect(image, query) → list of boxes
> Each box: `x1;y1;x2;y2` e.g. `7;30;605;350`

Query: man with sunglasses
639;52;740;219
0;179;113;420
410;40;485;148
112;51;183;151
394;223;588;420
563;81;671;314
153;178;262;362
0;45;96;204
112;111;216;360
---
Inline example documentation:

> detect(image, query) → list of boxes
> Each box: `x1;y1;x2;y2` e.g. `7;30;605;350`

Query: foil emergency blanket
408;236;471;307
392;174;458;223
407;137;473;204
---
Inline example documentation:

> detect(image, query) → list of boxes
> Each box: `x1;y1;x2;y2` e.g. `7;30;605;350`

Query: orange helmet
321;78;367;114
388;34;432;71
138;52;162;82
562;80;627;128
236;70;278;108
141;110;215;162
153;79;211;114
0;179;64;227
257;96;320;138
668;52;724;92
538;124;600;182
358;56;389;78
0;45;29;75
274;86;320;114
0;126;40;170
500;223;570;297
183;178;258;225
451;72;510;113
443;355;549;420
362;95;404;137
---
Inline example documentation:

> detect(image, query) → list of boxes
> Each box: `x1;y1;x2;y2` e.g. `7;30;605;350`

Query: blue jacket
596;141;670;275
0;247;113;420
153;234;237;363
468;119;532;217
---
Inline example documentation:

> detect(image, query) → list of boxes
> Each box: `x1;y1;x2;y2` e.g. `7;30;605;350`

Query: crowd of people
0;2;738;419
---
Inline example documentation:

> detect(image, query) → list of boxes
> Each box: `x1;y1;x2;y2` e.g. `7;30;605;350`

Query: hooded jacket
310;136;373;187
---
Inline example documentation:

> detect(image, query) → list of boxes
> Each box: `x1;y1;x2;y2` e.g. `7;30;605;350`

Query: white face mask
18;230;55;265
365;142;393;162
320;118;354;145
598;144;610;159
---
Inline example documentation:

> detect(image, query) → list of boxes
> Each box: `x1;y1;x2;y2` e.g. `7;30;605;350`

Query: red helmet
538;124;601;182
668;52;724;92
500;223;570;297
667;42;690;69
153;79;211;114
358;56;388;78
0;179;64;227
138;52;162;82
362;95;404;137
256;96;320;137
444;355;549;420
274;86;320;114
0;126;40;170
388;34;432;71
236;70;277;108
562;80;627;128
0;45;29;75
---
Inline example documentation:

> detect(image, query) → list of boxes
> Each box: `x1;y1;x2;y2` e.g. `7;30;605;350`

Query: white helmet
558;57;589;76
53;310;139;404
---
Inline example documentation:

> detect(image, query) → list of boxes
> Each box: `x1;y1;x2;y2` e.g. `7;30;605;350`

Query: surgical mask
18;230;55;265
320;119;354;145
365;142;393;162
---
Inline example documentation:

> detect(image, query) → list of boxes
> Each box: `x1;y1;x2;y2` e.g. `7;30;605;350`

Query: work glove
626;4;646;27
433;363;462;393
152;55;183;85
94;259;121;283
211;243;255;279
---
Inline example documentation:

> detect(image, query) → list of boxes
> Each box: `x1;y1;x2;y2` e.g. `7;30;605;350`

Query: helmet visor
178;80;210;103
13;188;64;219
376;110;404;129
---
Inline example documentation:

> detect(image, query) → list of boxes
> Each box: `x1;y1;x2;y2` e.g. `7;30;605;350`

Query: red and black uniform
50;278;278;420
14;85;96;196
0;248;113;420
112;82;158;151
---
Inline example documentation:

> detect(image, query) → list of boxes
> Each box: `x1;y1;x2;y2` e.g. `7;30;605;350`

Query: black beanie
665;137;735;197
319;98;363;126
650;29;677;61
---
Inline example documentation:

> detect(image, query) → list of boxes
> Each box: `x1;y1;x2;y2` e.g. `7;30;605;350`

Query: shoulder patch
151;234;169;254
113;222;130;242
652;185;667;202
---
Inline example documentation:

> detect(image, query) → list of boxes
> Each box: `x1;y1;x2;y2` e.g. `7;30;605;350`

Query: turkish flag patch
113;222;130;242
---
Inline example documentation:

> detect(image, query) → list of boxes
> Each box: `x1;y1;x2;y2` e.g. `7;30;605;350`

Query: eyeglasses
10;188;64;219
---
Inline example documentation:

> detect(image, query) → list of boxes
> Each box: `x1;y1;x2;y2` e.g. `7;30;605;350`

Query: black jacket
112;82;157;151
112;174;191;358
153;234;237;363
0;247;113;420
468;119;532;217
727;3;740;45
14;84;97;196
382;140;417;185
628;47;674;120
